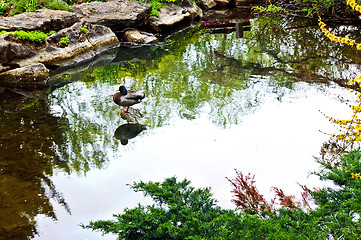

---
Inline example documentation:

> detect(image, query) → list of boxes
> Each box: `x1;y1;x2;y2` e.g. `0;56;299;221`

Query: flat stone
14;21;120;68
123;29;158;44
72;0;152;32
0;9;79;32
0;63;49;89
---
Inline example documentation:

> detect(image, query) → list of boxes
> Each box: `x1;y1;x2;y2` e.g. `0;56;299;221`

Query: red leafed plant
226;169;273;215
226;169;312;217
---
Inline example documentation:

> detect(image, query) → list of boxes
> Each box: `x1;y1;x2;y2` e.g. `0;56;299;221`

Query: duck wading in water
113;85;145;113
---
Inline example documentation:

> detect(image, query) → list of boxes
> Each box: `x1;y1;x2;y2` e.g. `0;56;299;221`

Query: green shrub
0;0;9;15
83;150;361;239
148;0;167;17
82;177;326;239
10;0;71;16
135;0;181;17
45;0;72;11
10;0;41;15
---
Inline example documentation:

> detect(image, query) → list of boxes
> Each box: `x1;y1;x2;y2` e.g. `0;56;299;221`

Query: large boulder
72;0;152;32
148;0;202;32
7;21;120;68
0;9;79;32
0;21;120;89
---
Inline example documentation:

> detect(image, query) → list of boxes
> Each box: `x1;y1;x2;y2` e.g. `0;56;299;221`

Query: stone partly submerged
0;0;243;90
0;63;49;89
0;21;120;88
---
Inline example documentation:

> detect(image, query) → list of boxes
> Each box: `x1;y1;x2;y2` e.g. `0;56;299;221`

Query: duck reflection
114;123;146;145
120;107;144;123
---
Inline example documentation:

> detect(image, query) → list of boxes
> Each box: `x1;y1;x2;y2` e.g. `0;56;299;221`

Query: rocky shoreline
0;0;256;90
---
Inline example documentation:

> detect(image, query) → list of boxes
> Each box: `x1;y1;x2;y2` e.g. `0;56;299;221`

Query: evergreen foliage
82;160;361;240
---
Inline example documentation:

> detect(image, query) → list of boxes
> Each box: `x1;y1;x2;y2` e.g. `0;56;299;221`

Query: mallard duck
113;85;145;113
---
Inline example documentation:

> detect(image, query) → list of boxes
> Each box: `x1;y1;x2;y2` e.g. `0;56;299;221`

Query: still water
1;16;361;239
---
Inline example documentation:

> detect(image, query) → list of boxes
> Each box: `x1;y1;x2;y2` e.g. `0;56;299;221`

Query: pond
1;15;361;239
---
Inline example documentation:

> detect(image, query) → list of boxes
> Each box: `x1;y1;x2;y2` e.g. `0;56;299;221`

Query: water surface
0;16;359;239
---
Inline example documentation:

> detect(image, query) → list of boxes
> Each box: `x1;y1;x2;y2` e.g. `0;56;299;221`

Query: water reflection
114;123;146;145
1;15;361;240
201;19;251;37
0;89;70;239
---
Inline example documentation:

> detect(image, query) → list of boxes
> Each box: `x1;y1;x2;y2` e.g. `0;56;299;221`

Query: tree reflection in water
2;15;361;239
0;89;70;239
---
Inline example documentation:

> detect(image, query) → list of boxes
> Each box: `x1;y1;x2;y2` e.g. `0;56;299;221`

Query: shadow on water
2;12;361;239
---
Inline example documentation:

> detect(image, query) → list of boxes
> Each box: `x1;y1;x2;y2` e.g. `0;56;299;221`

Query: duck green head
119;85;128;95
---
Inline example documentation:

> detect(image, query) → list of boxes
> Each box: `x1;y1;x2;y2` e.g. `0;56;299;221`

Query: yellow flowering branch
346;0;361;14
318;16;361;50
344;166;361;179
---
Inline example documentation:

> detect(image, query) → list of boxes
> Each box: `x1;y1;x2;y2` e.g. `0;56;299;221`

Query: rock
122;29;158;44
196;0;217;10
0;32;39;72
148;0;202;32
215;0;230;6
0;63;49;89
72;0;152;32
234;0;260;6
0;9;79;32
13;21;120;68
202;7;253;21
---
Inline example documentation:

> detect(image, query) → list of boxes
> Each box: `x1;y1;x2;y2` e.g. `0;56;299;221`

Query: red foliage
271;187;298;209
227;169;314;215
226;169;273;215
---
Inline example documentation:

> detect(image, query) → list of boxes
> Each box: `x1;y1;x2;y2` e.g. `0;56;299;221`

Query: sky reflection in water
37;79;350;239
2;17;358;239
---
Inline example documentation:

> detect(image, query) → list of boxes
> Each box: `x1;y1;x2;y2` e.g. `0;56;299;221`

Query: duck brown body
113;85;145;113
